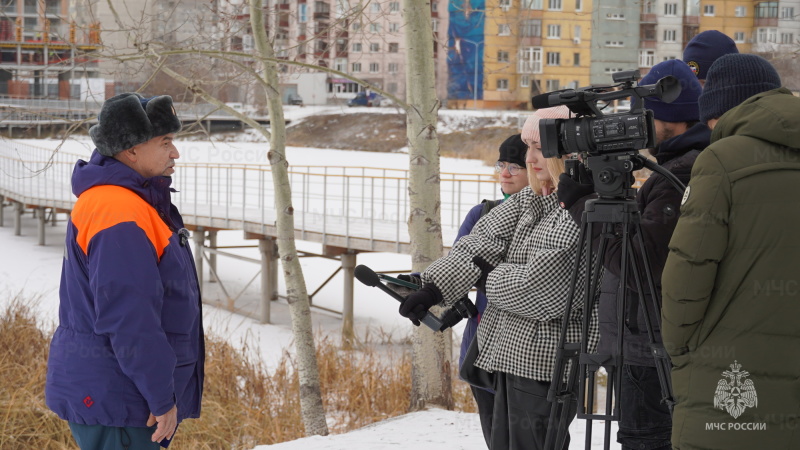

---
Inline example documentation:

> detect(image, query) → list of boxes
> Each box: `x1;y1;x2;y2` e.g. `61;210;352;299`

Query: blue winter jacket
46;150;204;427
456;200;502;375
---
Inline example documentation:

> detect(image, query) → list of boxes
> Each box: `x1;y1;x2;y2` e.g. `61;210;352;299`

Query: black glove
556;163;595;210
399;283;443;326
386;274;421;297
472;256;495;294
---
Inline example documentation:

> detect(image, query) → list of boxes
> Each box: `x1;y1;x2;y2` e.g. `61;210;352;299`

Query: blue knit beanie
498;134;527;167
682;30;738;80
638;60;702;122
698;54;782;123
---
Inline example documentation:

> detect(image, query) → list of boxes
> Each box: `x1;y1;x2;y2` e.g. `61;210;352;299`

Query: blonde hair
521;106;572;195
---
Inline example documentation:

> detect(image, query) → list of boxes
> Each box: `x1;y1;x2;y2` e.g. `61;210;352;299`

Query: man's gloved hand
556;163;595;210
472;256;495;294
399;284;443;326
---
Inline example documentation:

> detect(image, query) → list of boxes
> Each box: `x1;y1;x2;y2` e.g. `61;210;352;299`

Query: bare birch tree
402;0;452;410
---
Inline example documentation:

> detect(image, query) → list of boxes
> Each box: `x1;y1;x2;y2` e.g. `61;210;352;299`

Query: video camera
531;70;682;199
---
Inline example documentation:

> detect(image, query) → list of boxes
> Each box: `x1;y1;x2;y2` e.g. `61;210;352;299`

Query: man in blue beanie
663;53;800;449
557;59;708;450
682;30;738;86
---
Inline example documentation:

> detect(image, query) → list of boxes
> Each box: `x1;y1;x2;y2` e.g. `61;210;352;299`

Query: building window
389;1;400;12
369;63;379;73
522;0;543;9
547;24;561;38
575;0;582;11
756;2;778;18
546;79;559;91
370;43;380;52
352;22;361;31
518;47;542;73
733;31;745;43
352;43;362;52
735;6;746;17
573;52;580;66
547;51;560;65
639;50;655;67
299;4;308;22
352;62;361;72
500;0;512;10
757;27;777;43
431;1;438;11
498;24;511;36
604;67;624;74
664;3;677;15
781;7;795;19
335;58;347;72
781;32;794;44
664;29;677;42
497;50;510;62
369;23;380;33
703;4;715;16
389;22;399;32
389;43;399;52
520;75;530;88
606;12;625;19
388;62;399;73
643;0;654;13
605;40;624;47
388;82;398;94
548;0;562;11
521;19;541;37
497;79;510;90
371;3;381;12
431;19;439;32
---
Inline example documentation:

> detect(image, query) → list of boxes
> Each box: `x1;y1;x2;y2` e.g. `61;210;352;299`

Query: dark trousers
69;422;160;450
471;385;495;448
618;365;672;450
489;372;576;450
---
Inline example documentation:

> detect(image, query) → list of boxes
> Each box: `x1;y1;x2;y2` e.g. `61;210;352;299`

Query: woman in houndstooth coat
400;106;599;450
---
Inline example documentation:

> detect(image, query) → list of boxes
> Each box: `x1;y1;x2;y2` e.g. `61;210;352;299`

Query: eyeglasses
494;161;526;176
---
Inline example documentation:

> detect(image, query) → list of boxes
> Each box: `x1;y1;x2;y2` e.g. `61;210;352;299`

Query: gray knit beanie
90;93;182;156
698;54;781;124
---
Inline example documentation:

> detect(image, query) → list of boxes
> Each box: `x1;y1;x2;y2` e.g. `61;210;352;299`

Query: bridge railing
0;140;499;250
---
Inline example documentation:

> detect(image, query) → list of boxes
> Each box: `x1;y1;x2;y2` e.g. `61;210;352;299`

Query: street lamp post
460;38;483;109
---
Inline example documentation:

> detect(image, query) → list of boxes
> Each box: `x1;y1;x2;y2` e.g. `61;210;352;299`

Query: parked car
288;93;304;106
347;92;383;107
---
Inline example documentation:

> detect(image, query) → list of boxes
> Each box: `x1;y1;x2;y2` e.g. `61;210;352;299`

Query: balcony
520;36;542;46
640;40;657;49
683;15;699;25
754;17;778;27
640;13;657;24
314;11;330;20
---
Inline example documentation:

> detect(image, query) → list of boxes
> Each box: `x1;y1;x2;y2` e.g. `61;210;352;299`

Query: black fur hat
90;93;182;156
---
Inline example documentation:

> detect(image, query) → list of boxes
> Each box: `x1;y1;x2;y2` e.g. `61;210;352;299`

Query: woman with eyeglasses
399;105;598;450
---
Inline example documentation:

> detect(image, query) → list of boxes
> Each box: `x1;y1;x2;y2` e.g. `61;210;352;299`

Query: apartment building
0;0;100;99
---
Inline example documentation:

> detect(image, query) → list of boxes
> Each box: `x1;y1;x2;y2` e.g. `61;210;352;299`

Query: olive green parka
662;88;800;449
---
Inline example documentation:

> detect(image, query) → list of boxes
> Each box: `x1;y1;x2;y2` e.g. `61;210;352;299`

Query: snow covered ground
0;105;620;449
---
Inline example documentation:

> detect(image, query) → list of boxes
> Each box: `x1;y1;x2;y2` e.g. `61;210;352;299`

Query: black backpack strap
480;199;501;217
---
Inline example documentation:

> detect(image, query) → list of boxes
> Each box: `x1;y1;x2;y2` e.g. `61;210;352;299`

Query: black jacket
568;123;710;366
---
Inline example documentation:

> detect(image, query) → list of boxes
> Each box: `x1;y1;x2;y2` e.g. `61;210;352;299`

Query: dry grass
0;300;476;449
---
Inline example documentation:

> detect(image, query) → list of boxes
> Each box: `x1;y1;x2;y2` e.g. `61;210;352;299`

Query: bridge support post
208;230;217;282
37;207;46;245
259;237;278;324
193;227;205;292
13;202;22;236
0;195;4;227
341;251;357;349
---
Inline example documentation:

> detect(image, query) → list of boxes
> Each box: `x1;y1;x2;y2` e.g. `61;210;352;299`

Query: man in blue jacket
46;93;204;449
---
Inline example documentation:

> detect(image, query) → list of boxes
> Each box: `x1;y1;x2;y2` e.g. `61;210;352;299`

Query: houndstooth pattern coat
422;186;599;381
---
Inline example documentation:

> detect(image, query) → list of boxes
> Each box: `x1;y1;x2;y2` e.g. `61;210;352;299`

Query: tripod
544;154;683;450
